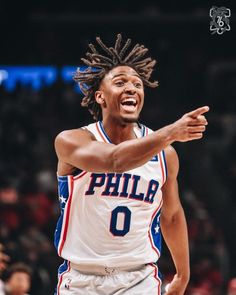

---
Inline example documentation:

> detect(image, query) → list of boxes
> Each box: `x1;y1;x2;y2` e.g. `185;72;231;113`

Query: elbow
109;144;137;173
110;149;128;173
178;271;190;287
161;209;183;226
111;157;127;173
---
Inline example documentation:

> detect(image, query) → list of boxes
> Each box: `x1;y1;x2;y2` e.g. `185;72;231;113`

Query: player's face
96;66;144;124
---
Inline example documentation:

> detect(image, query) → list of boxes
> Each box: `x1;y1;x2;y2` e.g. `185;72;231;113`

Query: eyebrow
111;73;142;79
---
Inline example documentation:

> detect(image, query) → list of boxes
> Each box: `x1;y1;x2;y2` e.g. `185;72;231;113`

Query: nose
123;82;136;94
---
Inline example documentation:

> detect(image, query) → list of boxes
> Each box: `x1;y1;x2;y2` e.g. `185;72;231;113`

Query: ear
95;90;106;106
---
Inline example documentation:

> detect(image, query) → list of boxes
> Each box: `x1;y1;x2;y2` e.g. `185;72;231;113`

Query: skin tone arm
55;106;209;174
161;146;190;295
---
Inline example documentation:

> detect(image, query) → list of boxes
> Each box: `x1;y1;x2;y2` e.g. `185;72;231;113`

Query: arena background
0;0;235;294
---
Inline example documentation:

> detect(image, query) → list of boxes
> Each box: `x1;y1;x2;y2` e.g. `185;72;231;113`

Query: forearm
112;124;174;172
160;207;190;281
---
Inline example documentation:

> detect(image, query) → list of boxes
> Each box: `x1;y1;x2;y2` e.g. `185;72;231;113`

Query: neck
101;118;137;144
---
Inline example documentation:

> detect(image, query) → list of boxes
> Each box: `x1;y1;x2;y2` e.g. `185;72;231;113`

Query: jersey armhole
161;150;168;182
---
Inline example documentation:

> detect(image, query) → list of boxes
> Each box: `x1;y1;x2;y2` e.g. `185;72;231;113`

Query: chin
121;115;139;124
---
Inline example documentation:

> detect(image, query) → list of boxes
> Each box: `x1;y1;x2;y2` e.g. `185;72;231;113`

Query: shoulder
54;127;97;159
54;127;97;174
163;145;179;179
55;128;95;147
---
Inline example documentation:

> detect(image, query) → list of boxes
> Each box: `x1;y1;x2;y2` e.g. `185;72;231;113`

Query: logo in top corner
210;6;231;35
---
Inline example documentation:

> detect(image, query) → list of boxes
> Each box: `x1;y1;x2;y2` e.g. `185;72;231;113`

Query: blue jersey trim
54;176;70;250
55;260;69;295
142;125;146;137
99;121;146;143
58;260;69;275
162;150;168;178
150;155;158;162
98;121;112;143
150;209;162;253
142;125;159;162
54;217;63;249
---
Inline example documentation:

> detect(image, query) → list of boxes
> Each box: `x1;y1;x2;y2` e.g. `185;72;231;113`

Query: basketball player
54;34;209;295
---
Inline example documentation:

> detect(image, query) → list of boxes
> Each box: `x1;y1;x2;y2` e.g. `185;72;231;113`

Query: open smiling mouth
120;98;138;112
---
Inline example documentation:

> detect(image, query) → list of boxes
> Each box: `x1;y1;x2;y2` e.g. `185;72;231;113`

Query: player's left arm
160;145;190;295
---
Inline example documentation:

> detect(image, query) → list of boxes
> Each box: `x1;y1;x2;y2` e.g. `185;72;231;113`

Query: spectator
0;263;32;295
0;244;10;295
228;278;236;295
0;244;9;274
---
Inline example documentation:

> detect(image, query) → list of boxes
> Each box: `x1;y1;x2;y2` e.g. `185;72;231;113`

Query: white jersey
54;121;167;268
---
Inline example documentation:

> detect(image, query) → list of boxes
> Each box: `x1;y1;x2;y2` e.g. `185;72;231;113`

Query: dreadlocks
74;34;158;121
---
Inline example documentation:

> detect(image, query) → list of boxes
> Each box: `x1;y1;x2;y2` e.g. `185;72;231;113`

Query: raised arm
55;106;209;174
160;146;190;295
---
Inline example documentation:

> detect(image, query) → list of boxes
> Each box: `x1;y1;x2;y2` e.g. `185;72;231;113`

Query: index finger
187;106;210;118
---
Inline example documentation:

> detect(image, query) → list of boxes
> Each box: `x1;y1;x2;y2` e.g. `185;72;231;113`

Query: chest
81;163;163;205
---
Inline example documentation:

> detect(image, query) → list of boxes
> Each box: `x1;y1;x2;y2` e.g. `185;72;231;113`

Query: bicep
161;178;182;219
70;141;117;172
55;129;117;172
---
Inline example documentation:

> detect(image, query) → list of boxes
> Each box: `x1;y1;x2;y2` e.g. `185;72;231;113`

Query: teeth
121;98;137;105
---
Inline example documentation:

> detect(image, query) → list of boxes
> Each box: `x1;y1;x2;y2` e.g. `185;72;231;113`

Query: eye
114;80;125;87
134;82;143;88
